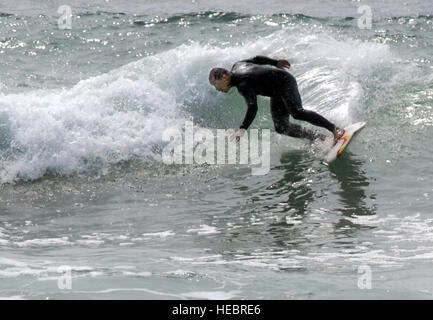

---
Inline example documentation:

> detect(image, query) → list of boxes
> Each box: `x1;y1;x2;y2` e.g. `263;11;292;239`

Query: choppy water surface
1;0;433;299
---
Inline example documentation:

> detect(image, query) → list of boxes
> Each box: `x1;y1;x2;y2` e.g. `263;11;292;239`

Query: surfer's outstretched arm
238;85;258;130
241;56;291;69
241;55;279;66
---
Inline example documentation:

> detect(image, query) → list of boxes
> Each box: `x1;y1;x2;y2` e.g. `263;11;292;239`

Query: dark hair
209;67;229;82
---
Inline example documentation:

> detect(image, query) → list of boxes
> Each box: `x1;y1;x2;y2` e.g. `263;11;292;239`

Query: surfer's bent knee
290;107;307;121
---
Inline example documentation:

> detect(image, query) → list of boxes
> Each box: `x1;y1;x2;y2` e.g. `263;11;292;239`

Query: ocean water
1;0;433;299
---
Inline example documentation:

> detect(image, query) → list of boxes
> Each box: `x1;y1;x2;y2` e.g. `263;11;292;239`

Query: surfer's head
209;68;232;93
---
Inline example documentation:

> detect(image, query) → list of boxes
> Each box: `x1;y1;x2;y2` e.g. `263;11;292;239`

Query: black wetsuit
230;56;336;139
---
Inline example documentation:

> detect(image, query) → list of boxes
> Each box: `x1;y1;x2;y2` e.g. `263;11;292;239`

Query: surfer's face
212;76;231;92
209;69;231;93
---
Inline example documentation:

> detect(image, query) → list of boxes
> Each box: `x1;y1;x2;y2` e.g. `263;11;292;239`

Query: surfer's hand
230;128;245;142
277;59;290;69
333;127;345;145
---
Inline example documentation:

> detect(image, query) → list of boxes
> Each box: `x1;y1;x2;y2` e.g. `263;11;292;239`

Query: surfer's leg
278;78;344;143
287;99;345;143
280;89;336;133
270;96;318;140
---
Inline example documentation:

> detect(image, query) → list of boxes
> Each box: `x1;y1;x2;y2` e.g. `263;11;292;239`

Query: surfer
209;56;345;143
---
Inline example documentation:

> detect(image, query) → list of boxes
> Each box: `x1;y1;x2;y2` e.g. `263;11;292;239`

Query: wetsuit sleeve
240;55;278;67
238;85;258;130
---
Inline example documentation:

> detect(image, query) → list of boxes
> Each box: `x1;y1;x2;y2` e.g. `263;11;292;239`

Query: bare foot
333;127;345;145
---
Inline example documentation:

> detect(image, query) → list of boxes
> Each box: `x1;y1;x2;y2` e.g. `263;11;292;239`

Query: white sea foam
0;295;26;300
164;269;197;278
187;224;220;235
181;290;240;300
76;239;105;246
142;230;175;238
74;288;184;299
14;237;71;247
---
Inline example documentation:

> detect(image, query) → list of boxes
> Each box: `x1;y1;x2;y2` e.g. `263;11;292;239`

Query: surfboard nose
325;122;366;163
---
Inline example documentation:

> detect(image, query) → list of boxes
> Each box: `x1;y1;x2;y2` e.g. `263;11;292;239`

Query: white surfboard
325;122;366;163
